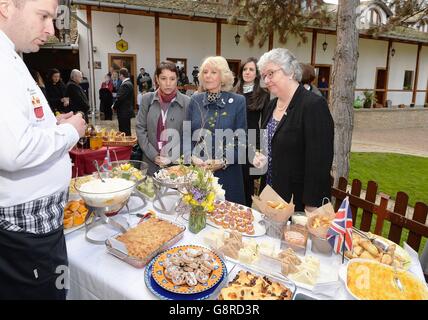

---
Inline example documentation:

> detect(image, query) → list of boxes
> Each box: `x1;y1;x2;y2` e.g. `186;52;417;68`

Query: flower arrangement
182;166;224;233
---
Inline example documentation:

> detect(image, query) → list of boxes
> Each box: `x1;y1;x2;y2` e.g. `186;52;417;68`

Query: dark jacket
186;91;247;205
260;85;334;211
65;81;90;115
113;79;134;119
46;81;67;113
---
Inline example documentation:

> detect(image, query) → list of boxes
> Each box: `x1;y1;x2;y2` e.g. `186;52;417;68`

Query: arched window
369;8;381;25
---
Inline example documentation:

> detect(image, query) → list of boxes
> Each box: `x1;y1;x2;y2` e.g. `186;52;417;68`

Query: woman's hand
155;156;171;167
304;205;317;213
252;151;267;169
191;156;206;167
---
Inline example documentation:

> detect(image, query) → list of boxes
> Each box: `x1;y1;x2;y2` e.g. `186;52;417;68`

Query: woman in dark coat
235;57;270;206
99;74;113;120
45;68;68;114
186;56;247;205
253;48;334;212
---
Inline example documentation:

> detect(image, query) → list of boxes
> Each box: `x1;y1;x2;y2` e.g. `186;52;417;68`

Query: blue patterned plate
144;256;227;300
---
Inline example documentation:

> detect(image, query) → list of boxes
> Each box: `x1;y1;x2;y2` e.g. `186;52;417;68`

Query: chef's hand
56;111;73;124
252;151;267;169
62;113;86;137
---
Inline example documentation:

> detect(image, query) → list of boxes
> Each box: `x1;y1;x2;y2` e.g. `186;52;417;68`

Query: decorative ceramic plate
145;256;227;300
151;245;224;294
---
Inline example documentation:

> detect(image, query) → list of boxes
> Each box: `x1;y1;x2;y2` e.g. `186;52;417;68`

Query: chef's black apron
0;227;68;300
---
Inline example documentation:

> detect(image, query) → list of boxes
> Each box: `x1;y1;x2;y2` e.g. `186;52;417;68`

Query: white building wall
416;46;428;106
77;9;427;108
356;38;387;89
314;33;336;65
160;19;216;81
273;31;312;63
220;24;269;63
386;42;418;105
78;10;156;108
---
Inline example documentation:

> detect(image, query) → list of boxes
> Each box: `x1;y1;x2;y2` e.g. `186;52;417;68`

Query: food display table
69;146;132;177
65;196;427;300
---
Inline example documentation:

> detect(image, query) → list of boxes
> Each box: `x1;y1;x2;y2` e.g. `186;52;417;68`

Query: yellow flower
190;199;198;206
207;192;215;202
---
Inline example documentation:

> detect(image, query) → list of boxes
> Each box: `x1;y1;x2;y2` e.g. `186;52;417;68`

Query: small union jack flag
101;149;112;172
327;196;353;254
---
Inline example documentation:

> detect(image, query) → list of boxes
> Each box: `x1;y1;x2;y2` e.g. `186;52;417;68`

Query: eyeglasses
261;68;282;82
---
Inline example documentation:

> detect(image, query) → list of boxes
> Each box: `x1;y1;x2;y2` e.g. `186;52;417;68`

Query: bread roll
360;240;379;257
380;253;393;265
354;246;364;256
360;250;377;260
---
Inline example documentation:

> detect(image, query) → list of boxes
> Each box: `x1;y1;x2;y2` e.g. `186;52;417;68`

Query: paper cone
251;185;294;223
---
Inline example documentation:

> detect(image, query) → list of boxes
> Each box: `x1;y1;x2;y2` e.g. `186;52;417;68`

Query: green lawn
349;152;428;254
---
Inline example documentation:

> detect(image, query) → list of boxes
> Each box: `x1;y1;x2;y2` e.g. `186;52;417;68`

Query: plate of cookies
151;245;225;294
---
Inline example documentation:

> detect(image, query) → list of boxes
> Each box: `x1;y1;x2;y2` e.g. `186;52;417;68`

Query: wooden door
315;65;331;99
108;53;137;109
375;68;387;107
226;59;241;87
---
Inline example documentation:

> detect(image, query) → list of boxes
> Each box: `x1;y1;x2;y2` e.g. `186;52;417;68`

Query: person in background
253;48;334;212
112;70;122;101
30;69;48;100
113;67;134;135
136;61;190;175
300;63;322;97
235;57;271;206
65;69;90;122
318;76;329;99
79;71;89;99
186;56;247;205
46;68;68;114
99;73;113;120
0;0;86;300
137;67;153;93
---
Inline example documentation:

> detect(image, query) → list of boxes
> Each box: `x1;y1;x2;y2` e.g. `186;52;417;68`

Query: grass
349;152;428;255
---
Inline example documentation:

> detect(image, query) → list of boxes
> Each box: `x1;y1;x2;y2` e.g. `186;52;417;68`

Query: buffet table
65;196;427;300
70;146;132;177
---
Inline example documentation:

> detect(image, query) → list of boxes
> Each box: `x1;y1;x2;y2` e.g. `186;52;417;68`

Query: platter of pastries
344;231;411;269
218;269;294;300
205;200;266;237
63;199;88;234
152;245;224;294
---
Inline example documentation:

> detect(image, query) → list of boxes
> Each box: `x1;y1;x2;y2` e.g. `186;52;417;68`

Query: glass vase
188;205;206;234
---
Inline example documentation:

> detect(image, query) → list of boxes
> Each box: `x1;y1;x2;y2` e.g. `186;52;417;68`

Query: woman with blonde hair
253;48;334;212
186;56;247;205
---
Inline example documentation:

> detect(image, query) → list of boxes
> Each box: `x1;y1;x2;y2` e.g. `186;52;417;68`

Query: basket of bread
101;129;137;147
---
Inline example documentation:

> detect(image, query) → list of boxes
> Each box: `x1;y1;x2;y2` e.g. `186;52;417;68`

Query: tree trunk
330;0;359;186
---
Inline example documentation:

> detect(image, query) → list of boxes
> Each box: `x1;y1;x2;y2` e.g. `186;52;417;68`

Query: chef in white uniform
0;0;86;299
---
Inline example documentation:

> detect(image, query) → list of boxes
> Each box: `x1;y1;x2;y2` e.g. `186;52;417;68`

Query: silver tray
105;217;186;268
152;176;191;190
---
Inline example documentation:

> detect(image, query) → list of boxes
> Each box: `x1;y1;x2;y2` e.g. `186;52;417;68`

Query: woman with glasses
186;56;247;205
235;57;270;206
253;48;334;212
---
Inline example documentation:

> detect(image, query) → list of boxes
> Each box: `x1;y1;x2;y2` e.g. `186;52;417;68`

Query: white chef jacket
0;30;79;207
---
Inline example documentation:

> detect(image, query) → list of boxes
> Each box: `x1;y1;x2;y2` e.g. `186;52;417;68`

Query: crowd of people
0;0;334;300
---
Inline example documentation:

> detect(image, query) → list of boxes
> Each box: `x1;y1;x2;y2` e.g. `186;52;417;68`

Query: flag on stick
327;196;353;255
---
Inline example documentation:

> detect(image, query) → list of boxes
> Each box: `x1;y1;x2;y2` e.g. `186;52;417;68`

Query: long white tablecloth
65;196;426;300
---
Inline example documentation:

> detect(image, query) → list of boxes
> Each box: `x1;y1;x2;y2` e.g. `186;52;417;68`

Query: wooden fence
331;177;428;281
